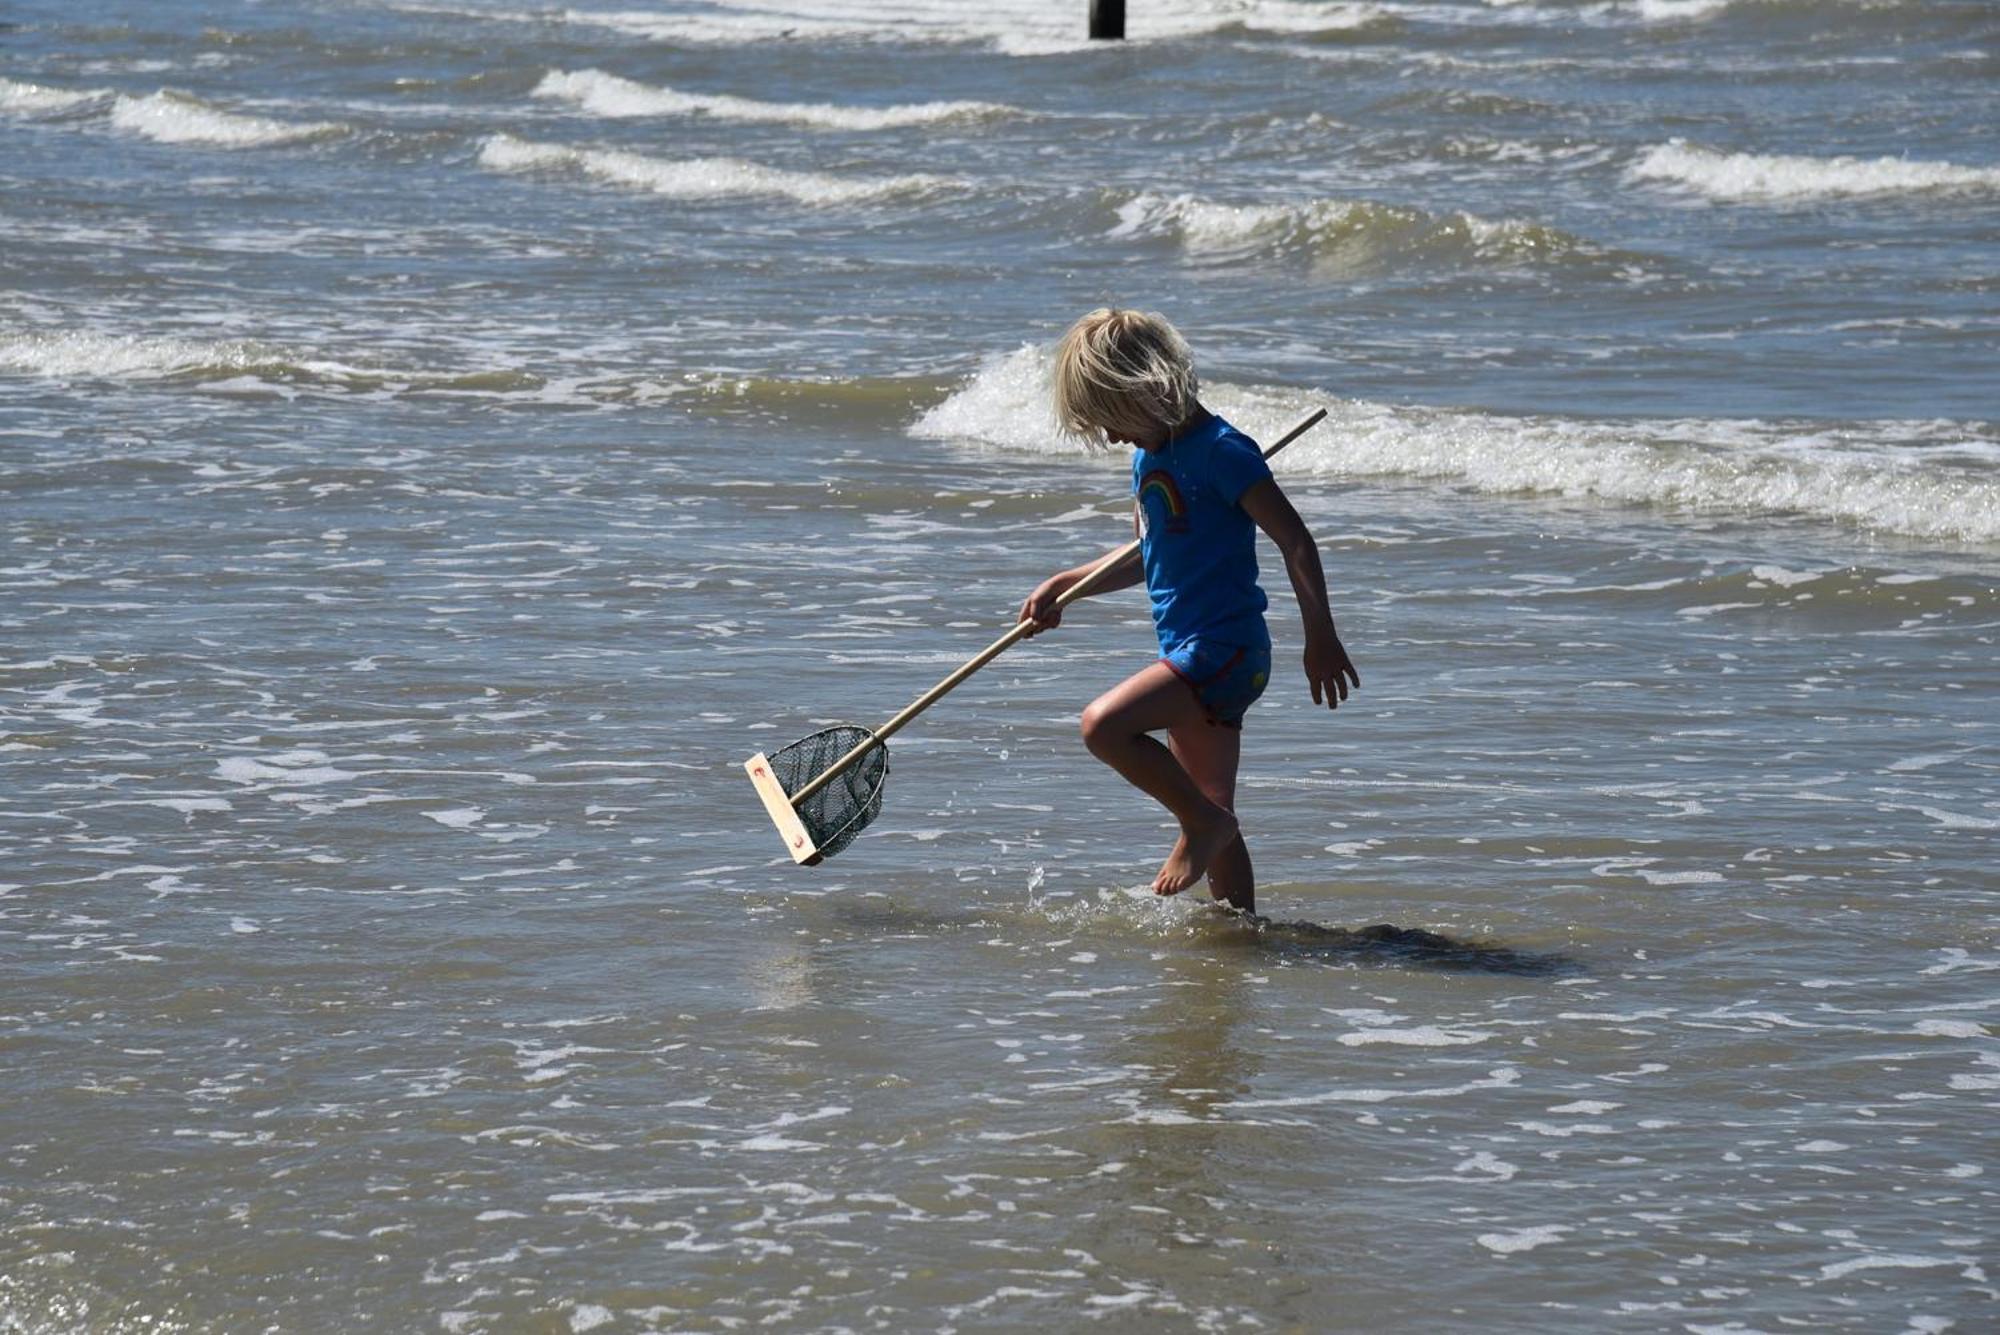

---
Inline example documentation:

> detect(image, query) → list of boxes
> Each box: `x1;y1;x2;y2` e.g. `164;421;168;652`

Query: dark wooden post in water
1089;0;1125;40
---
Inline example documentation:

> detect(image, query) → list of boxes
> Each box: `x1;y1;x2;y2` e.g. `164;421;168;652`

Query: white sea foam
1477;1224;1569;1255
1637;868;1724;885
1109;190;1595;269
1223;1067;1522;1110
1632;141;2000;203
0;76;106;114
1627;0;1733;21
0;326;556;400
151;797;236;814
215;752;358;787
109;90;342;147
398;0;1385;55
913;345;2000;543
478;133;952;205
1339;1026;1496;1047
533;68;1012;130
1624;0;1903;22
1487;0;1865;28
0;328;270;379
1112;192;1335;249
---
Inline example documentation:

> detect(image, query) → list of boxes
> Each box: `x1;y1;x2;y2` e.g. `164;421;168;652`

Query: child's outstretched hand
1305;630;1359;708
1017;574;1071;637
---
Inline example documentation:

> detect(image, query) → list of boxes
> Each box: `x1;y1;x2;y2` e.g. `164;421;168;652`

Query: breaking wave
0;329;273;380
0;76;106;114
477;132;956;204
0;327;540;395
394;0;1391;55
1537;0;1941;26
912;345;2000;543
1625;0;1736;20
2;81;343;147
1631;141;2000;203
107;89;345;147
1108;190;1617;273
532;68;1014;130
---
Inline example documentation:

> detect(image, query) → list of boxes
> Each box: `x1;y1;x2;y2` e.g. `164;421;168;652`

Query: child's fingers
1017;598;1061;636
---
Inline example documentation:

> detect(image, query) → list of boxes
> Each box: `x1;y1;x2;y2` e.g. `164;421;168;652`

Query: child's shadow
1226;913;1580;977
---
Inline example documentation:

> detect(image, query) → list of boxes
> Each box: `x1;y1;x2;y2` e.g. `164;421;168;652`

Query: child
1017;309;1358;914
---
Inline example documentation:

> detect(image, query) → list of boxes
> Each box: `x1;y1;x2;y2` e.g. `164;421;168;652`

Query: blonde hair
1052;307;1198;446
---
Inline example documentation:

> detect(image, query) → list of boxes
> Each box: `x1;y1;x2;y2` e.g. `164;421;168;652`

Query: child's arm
1239;479;1360;708
1016;510;1145;637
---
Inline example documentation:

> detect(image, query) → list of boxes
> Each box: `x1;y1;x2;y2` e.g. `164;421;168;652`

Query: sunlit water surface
2;0;1996;1330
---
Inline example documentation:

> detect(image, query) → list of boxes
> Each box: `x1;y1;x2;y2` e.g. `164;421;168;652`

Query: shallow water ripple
4;0;1997;1328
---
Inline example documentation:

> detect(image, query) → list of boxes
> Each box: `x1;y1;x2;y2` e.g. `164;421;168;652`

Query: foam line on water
0;326;545;398
391;0;1389;55
478;132;955;204
1621;0;1933;23
1625;0;1734;20
108;90;345;147
567;0;1391;53
912;345;2000;543
532;69;1016;130
1630;140;2000;203
1474;0;1901;27
0;328;272;379
0;76;108;114
1107;189;1610;270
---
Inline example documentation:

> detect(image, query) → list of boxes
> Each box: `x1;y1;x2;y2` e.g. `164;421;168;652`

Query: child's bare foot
1153;834;1188;895
1153;809;1239;896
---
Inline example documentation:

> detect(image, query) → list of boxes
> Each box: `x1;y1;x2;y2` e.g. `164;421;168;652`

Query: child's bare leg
1168;721;1254;914
1079;663;1238;895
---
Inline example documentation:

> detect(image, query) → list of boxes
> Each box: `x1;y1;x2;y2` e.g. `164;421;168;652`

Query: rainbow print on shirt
1137;469;1191;536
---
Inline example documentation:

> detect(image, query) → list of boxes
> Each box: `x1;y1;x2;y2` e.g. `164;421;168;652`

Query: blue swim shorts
1161;638;1271;728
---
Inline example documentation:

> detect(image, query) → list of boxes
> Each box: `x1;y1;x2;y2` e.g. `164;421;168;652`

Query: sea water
1;0;1995;1329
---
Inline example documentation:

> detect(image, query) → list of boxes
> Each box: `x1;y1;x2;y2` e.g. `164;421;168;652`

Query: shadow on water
817;894;1580;976
1230;913;1581;978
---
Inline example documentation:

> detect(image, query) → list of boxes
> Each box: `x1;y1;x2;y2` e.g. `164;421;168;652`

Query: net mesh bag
765;725;888;861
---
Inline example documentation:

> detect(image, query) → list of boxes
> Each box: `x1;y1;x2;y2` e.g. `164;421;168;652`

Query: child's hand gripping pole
747;407;1327;862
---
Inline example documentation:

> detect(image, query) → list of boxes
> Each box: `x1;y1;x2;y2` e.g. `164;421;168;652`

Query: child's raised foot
1153;809;1239;896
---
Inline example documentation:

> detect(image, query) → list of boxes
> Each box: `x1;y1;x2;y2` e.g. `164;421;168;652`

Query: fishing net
765;725;888;861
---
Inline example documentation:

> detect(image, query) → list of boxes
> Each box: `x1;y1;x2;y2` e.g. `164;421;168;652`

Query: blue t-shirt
1132;413;1272;656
